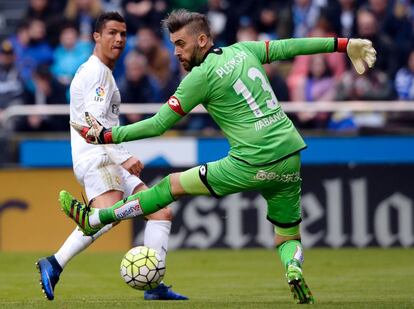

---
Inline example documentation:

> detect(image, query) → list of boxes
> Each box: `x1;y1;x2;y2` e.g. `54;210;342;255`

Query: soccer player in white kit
36;12;187;301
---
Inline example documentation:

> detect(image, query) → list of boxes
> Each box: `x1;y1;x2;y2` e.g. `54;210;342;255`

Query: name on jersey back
216;51;248;79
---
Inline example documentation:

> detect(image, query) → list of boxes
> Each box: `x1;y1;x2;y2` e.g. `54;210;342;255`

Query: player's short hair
94;11;125;33
162;9;211;38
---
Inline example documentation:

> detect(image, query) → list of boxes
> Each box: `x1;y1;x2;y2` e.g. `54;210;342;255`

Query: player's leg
141;167;210;300
55;190;123;263
261;153;314;304
275;227;314;304
37;191;121;300
128;183;188;300
60;166;211;233
37;162;126;300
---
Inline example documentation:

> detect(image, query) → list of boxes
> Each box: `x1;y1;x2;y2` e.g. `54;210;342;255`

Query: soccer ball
120;246;166;290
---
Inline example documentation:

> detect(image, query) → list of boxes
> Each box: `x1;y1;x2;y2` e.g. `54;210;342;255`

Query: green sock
277;239;303;271
99;176;175;224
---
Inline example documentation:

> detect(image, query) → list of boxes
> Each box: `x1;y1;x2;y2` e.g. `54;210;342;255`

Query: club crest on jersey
167;96;186;116
94;86;105;102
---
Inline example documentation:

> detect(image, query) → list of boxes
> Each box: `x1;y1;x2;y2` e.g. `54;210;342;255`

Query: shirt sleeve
82;64;131;163
171;66;208;113
82;65;114;127
240;38;340;64
112;68;208;143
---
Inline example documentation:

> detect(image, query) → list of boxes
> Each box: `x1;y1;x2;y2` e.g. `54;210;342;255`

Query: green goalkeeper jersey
113;38;338;165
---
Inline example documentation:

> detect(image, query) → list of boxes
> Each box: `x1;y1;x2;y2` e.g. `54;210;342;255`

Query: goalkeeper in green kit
63;9;376;304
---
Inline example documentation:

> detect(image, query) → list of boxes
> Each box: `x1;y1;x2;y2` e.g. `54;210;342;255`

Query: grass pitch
0;248;412;308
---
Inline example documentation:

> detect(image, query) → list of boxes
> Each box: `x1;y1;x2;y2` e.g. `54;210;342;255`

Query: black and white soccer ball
120;246;166;290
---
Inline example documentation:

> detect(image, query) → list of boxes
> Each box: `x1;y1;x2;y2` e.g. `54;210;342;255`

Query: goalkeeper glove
345;38;377;74
70;112;113;144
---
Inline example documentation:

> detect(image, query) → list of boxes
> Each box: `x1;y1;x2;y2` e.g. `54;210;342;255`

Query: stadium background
0;0;413;252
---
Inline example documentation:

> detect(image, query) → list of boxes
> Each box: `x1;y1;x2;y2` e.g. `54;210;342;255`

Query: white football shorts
73;153;143;201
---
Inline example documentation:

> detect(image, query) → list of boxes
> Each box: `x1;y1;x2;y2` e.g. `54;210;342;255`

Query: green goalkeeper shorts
200;153;302;227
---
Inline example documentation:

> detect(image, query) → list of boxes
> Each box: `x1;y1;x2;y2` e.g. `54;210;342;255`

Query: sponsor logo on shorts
168;96;186;116
254;170;300;182
115;199;143;219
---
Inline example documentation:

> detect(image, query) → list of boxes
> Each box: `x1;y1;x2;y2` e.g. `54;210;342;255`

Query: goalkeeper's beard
183;47;203;71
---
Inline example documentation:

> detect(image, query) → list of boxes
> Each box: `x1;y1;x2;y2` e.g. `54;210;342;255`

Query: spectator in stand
287;13;346;102
236;22;259;42
395;47;414;100
24;0;70;47
336;66;394;102
15;64;68;132
51;22;92;89
378;0;414;69
102;0;123;11
365;0;392;33
118;51;162;124
252;1;281;40
292;54;336;129
8;21;30;68
64;0;103;42
135;26;180;101
0;40;25;126
121;0;167;35
334;65;394;129
291;0;322;38
24;0;53;20
337;0;359;37
355;8;398;78
227;0;260;27
19;18;54;92
200;0;237;46
388;47;414;127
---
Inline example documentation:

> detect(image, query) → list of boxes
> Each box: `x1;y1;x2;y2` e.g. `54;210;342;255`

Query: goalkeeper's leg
60;169;211;234
276;229;314;304
262;153;314;304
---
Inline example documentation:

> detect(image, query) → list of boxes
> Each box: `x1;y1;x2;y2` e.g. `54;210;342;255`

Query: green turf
0;248;413;308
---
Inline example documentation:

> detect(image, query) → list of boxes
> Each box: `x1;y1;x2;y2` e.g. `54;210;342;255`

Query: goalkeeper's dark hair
162;9;211;38
94;11;125;33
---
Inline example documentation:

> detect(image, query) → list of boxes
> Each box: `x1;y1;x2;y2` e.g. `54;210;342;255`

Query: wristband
335;38;349;53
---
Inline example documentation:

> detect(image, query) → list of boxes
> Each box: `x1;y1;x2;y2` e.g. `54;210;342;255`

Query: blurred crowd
0;0;414;134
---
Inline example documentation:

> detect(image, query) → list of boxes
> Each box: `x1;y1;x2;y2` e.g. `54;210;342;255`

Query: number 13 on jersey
233;67;279;117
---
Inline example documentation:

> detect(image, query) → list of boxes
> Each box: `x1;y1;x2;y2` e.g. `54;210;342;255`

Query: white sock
54;224;114;268
144;220;171;263
89;209;102;227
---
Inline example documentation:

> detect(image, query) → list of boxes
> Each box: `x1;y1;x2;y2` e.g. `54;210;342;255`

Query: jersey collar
202;46;223;62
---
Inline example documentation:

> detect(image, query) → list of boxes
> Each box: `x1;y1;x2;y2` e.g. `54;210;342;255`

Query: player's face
95;20;127;64
170;27;203;71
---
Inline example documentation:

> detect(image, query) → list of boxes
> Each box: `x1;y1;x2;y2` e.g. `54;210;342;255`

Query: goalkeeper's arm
263;37;376;75
71;103;182;144
112;103;182;143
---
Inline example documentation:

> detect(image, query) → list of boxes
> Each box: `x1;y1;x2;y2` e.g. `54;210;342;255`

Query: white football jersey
70;55;131;169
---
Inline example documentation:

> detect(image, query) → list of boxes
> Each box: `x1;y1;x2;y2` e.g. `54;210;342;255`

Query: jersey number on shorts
233;67;278;117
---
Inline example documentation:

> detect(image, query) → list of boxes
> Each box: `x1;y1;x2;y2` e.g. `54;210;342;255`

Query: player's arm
72;68;208;144
114;102;183;142
241;37;376;74
78;68;132;165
